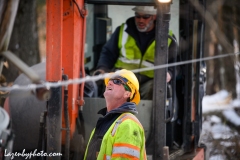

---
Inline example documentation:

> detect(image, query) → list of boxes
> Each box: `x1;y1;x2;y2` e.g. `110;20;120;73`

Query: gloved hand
92;69;106;86
92;69;105;76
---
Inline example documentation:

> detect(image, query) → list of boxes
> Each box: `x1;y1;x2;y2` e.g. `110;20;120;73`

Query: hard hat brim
131;90;140;105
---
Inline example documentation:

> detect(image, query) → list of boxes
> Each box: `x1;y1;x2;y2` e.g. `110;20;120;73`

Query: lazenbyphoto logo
4;149;62;159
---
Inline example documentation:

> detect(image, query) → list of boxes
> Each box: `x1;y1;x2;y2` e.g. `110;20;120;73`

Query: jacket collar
98;102;138;116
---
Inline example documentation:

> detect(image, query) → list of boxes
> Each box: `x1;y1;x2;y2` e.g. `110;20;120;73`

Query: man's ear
124;91;131;99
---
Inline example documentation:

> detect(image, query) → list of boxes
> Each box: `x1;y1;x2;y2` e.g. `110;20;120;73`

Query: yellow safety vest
84;113;147;160
115;23;172;78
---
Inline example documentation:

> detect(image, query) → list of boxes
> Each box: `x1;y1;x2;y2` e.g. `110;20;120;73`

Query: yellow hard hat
104;69;141;105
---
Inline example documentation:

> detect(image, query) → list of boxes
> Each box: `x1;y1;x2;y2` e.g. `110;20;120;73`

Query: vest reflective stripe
111;113;143;136
112;143;140;159
118;57;141;64
118;57;154;67
115;23;173;78
111;113;128;136
120;115;143;129
118;57;154;68
121;24;128;57
141;60;154;68
103;155;111;160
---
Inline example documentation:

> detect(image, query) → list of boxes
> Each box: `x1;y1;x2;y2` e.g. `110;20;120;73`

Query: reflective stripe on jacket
115;23;172;78
84;113;147;160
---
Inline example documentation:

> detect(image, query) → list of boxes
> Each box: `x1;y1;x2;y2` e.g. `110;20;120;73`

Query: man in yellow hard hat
84;69;147;160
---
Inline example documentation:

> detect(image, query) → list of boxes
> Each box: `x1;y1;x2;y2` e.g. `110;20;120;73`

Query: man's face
104;78;130;102
134;12;156;32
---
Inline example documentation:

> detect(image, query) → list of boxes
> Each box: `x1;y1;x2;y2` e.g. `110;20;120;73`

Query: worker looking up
84;69;147;160
93;6;179;99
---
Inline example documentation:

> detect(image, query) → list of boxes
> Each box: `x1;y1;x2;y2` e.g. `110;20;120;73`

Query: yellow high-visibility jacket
84;113;147;160
115;23;172;78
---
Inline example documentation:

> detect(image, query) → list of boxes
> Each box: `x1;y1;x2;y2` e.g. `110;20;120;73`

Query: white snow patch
220;141;234;147
222;109;240;126
202;90;233;113
201;90;240;159
232;99;240;107
209;155;225;160
210;115;221;123
211;124;231;139
201;117;232;140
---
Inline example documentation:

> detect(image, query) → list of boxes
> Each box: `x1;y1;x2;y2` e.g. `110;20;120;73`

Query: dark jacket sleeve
167;34;180;79
96;26;121;72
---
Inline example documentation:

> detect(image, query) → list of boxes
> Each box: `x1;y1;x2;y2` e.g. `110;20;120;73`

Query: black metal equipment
153;1;171;159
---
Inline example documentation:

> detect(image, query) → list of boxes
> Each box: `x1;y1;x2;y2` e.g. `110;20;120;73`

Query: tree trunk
205;0;223;95
3;0;40;82
0;0;7;24
205;0;238;98
219;0;237;98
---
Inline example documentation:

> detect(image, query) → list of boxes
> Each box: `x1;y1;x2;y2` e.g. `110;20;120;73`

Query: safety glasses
135;14;152;20
109;78;131;92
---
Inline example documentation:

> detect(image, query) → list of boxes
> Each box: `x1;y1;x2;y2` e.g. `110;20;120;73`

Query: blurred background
0;0;240;159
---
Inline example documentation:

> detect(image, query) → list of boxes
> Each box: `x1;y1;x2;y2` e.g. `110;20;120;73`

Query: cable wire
1;52;239;93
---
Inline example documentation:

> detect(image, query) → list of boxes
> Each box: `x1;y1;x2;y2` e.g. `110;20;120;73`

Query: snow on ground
203;90;235;112
223;109;240;126
202;90;240;125
201;90;240;159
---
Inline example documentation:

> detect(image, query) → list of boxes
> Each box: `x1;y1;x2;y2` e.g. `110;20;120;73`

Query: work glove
92;69;106;86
